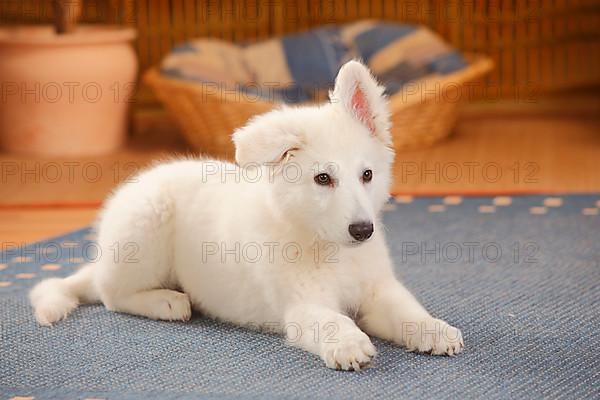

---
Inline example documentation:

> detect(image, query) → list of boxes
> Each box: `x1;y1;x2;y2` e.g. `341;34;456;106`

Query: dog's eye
314;173;332;186
362;169;373;183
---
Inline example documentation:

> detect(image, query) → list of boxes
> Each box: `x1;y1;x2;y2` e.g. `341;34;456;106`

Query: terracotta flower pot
0;25;137;156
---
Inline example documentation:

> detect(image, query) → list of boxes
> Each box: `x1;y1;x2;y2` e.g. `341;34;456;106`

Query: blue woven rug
1;195;599;400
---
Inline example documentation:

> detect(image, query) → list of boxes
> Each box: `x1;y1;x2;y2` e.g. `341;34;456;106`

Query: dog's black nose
348;222;374;242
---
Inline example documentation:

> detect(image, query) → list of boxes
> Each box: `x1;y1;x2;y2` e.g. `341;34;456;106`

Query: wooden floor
1;95;599;244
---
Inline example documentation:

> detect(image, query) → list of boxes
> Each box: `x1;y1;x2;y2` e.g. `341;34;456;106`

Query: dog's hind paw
158;291;192;321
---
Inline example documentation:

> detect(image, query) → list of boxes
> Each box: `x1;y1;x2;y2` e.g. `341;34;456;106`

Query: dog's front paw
322;331;376;371
403;318;464;356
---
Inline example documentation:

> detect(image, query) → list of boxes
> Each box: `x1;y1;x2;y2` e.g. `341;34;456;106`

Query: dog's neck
259;189;323;248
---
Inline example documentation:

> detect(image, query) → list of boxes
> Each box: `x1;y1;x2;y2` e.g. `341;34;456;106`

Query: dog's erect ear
232;109;303;166
330;60;391;143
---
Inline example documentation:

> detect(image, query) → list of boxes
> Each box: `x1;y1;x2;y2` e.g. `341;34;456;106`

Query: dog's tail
29;264;100;326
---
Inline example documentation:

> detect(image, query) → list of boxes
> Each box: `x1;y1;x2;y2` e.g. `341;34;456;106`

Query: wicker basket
144;54;493;159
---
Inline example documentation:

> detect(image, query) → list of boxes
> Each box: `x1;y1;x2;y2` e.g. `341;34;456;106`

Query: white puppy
30;60;463;370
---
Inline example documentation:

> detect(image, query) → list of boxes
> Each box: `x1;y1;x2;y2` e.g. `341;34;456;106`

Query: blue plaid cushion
161;21;467;103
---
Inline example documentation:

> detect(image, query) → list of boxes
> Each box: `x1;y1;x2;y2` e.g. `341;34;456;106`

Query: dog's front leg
284;303;376;370
359;280;464;355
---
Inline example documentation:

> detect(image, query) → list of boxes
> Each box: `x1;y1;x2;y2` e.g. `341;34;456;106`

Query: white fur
30;61;463;370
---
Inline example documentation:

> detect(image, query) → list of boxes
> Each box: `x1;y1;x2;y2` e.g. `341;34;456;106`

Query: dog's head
233;60;394;246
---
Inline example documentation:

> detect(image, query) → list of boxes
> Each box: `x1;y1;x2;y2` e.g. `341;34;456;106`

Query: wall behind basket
2;0;599;105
